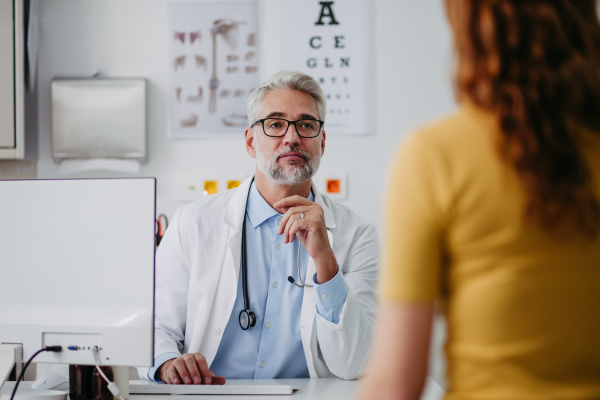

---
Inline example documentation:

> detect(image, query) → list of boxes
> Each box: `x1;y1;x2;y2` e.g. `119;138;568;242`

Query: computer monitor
0;178;156;385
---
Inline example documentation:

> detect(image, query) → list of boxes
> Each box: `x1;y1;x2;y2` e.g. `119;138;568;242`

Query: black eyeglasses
252;118;324;138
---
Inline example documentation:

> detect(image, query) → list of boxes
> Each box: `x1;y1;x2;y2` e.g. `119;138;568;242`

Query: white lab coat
139;176;379;380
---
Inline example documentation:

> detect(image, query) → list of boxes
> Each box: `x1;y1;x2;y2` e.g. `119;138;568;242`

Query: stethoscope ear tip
287;276;295;283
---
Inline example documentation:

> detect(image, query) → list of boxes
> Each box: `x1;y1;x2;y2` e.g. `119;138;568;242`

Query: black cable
10;346;62;400
241;211;249;311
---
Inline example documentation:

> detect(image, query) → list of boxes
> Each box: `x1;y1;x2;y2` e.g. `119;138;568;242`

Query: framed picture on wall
167;0;260;138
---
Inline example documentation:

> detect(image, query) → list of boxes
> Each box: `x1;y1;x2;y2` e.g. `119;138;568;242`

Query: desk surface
129;377;444;400
4;378;444;400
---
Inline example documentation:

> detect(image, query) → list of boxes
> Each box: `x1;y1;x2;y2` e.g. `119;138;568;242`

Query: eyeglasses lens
263;119;320;137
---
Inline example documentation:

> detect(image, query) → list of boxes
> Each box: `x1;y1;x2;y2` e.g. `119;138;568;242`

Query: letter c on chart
309;36;322;49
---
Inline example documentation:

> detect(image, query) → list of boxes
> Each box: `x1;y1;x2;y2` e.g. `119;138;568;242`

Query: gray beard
255;141;321;186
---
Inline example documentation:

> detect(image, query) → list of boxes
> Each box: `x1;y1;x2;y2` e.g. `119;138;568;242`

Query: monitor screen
0;178;155;367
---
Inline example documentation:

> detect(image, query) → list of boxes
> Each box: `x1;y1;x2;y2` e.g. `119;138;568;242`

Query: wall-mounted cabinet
0;0;25;159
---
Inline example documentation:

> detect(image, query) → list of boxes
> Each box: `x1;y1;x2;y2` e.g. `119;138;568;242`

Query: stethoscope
238;182;314;330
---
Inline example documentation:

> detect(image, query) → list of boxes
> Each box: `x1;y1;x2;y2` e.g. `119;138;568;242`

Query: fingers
159;359;175;383
277;205;314;234
284;214;309;243
205;367;227;385
278;206;312;237
273;195;313;212
211;376;227;385
165;353;220;385
288;218;309;244
172;357;192;384
194;353;213;384
166;362;181;384
184;355;203;384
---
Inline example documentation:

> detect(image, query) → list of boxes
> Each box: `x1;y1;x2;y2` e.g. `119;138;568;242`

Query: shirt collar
246;181;315;228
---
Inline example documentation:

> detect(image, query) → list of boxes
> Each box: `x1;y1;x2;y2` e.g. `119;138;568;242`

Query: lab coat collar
223;176;253;232
223;175;336;231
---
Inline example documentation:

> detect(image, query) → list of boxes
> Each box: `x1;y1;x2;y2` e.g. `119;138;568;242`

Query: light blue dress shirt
147;182;349;381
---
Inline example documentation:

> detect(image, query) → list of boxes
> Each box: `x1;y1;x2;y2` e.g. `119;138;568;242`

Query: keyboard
129;380;295;395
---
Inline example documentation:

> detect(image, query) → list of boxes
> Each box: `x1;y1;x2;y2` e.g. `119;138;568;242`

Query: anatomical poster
168;0;259;138
278;0;375;135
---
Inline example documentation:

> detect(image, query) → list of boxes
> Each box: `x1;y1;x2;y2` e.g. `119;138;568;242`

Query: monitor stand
0;344;22;390
111;366;130;399
0;344;66;400
0;345;129;400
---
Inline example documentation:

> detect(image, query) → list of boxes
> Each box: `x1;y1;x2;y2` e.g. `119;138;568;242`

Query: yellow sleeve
383;129;449;302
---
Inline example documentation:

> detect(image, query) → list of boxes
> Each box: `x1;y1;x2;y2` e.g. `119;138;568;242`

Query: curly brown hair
446;0;600;237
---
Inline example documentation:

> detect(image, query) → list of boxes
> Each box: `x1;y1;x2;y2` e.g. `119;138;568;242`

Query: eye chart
277;0;375;135
168;0;260;138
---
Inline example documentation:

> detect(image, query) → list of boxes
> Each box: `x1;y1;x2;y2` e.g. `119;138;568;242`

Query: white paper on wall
167;0;260;138
278;0;375;135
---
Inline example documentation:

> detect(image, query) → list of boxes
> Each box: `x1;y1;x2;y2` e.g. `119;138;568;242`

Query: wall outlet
315;173;347;200
218;174;249;193
226;179;242;190
173;175;203;201
203;180;218;195
174;174;249;202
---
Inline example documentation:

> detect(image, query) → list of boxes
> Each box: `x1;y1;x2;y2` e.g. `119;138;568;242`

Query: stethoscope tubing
290;243;313;288
239;184;256;330
239;180;313;330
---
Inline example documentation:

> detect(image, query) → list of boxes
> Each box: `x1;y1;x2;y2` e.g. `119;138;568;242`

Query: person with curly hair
357;1;600;399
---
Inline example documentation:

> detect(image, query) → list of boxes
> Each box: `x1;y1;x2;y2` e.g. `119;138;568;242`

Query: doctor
139;70;379;384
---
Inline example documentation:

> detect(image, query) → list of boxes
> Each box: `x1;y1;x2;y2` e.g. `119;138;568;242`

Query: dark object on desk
69;365;93;400
69;365;114;400
92;367;114;400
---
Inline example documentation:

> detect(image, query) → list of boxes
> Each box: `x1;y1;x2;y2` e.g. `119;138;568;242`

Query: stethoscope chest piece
239;309;256;330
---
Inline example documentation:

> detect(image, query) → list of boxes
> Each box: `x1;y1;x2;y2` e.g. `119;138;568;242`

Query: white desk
129;377;444;400
3;378;443;400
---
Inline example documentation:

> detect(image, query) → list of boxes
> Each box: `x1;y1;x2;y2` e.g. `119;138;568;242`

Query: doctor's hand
274;195;338;284
159;353;226;385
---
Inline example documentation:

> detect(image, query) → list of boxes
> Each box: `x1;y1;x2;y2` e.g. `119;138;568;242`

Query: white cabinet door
0;0;15;148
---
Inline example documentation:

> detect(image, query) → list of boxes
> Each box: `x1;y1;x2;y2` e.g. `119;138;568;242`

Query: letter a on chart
315;2;340;25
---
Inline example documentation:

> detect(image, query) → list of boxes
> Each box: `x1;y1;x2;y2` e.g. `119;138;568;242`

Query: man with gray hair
139;71;379;384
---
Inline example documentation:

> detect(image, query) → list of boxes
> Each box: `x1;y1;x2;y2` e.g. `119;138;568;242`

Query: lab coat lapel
199;176;252;365
300;182;335;377
224;176;254;280
313;182;336;230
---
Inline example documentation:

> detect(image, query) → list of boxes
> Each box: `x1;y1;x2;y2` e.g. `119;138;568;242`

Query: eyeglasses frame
252;118;324;138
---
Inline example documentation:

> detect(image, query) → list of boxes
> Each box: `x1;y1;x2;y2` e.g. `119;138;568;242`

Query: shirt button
214;327;221;335
276;244;282;250
321;294;327;299
266;322;272;329
273;282;278;288
260;362;266;368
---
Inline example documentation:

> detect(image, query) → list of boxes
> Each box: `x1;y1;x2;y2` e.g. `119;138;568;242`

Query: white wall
35;0;456;232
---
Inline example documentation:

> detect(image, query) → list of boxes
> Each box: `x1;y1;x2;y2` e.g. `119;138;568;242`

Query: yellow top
384;105;600;399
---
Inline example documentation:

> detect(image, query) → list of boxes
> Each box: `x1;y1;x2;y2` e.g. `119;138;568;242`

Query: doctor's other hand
158;353;226;385
274;195;338;284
